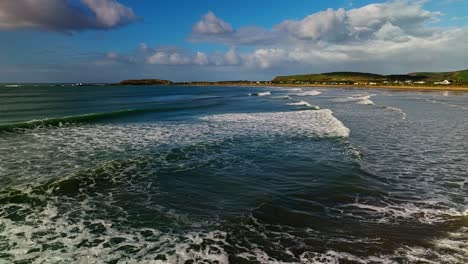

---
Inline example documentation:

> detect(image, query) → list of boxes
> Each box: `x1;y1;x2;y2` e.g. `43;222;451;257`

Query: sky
0;0;467;83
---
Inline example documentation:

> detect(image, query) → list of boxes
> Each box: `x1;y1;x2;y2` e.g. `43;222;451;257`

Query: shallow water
0;85;467;263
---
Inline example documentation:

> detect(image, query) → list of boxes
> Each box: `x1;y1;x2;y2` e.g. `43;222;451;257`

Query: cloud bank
4;0;466;82
104;0;467;77
0;0;136;32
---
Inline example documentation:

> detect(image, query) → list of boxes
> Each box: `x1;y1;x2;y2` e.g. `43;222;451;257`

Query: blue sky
0;0;467;82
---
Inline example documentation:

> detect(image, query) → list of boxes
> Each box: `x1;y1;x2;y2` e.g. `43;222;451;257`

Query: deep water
0;85;467;263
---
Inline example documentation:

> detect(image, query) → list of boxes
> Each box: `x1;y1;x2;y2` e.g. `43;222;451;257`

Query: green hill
408;70;468;82
273;70;468;84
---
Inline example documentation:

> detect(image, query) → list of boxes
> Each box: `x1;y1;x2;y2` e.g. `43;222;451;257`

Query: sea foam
293;90;322;97
200;109;350;138
249;91;271;96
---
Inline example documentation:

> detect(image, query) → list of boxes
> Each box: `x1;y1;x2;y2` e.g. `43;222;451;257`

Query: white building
434;80;451;85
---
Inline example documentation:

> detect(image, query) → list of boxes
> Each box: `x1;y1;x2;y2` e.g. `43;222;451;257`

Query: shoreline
173;83;468;92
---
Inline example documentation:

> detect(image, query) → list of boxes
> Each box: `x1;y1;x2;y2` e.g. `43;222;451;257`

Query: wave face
0;103;220;133
1;85;468;263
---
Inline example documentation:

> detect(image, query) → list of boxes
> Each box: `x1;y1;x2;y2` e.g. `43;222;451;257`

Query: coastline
173;83;468;92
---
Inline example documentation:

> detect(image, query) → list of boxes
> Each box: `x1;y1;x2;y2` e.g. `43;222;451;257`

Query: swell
0;103;221;133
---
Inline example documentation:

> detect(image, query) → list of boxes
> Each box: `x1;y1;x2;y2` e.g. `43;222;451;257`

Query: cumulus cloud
224;47;241;65
193;52;209;65
374;22;407;41
147;51;192;65
184;0;467;74
0;0;136;32
101;0;468;79
106;44;243;67
277;8;351;42
243;27;468;73
191;0;441;45
190;11;278;45
192;11;233;35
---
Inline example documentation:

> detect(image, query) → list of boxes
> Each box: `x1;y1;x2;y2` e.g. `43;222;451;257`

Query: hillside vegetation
273;70;468;84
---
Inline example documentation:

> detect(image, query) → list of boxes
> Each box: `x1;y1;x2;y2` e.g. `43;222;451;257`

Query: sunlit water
0;85;467;263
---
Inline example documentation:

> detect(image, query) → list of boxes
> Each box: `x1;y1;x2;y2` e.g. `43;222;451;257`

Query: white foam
249;91;271;96
200;109;350;138
334;94;375;105
287;101;320;110
271;95;292;100
340;201;468;224
293;90;322;97
0;204;231;264
300;250;396;264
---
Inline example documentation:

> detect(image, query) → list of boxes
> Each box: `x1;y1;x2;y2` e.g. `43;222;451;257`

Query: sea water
0;85;467;263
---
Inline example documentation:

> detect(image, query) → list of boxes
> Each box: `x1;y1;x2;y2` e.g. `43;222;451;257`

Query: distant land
115;69;468;90
118;79;173;85
272;69;468;85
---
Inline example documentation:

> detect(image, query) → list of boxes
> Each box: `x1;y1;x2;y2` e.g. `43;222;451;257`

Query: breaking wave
200;109;350;138
249;91;271;96
287;101;321;110
293;90;322;97
334;94;375;105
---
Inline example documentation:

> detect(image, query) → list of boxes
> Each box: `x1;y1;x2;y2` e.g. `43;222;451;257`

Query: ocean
0;85;467;263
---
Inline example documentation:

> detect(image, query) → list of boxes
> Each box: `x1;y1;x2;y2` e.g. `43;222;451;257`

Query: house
369;82;377;85
434;80;451;85
415;81;426;84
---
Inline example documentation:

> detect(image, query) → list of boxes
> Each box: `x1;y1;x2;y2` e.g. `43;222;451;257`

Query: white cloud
109;45;243;67
193;52;209;65
374;22;407;41
0;0;136;32
277;8;351;42
191;0;441;45
192;11;233;35
245;49;288;69
224;47;241;65
147;51;192;65
104;1;468;78
81;0;135;27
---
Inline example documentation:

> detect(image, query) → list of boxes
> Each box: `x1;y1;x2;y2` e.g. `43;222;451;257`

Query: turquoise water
0;85;467;263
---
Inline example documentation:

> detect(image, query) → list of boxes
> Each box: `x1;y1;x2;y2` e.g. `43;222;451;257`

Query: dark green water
0;85;467;263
